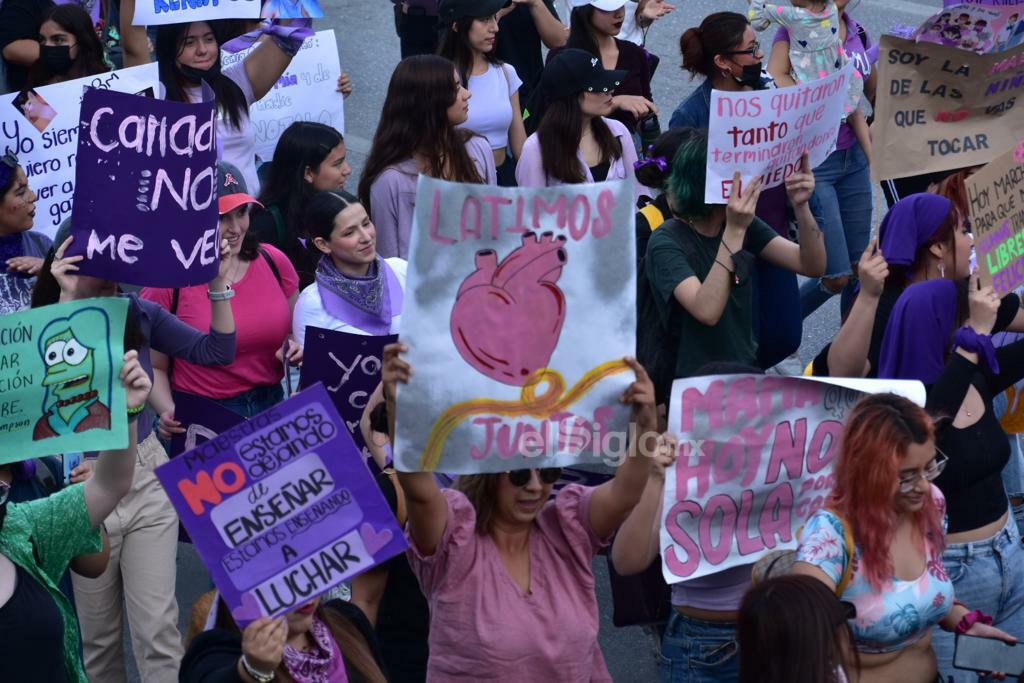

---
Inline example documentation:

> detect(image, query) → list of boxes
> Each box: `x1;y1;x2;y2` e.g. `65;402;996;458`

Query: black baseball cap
217;161;262;215
540;48;628;98
438;0;511;23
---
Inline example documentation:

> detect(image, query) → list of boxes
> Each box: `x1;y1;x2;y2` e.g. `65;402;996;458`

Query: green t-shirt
0;483;102;682
645;217;778;378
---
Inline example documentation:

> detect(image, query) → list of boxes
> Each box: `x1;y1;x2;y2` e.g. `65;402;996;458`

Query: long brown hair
27;4;108;87
454;473;502;535
358;55;484;212
536;95;621;184
437;16;502;86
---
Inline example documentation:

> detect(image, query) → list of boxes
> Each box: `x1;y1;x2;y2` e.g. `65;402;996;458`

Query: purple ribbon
221;19;314;56
633;156;668;172
954;326;1001;375
317;260;404;336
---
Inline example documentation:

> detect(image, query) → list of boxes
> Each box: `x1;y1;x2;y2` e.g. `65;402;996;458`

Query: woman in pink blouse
383;343;657;681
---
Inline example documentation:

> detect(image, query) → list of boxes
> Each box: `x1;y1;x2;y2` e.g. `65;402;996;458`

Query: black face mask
40;44;74;75
734;62;764;90
178;60;221;85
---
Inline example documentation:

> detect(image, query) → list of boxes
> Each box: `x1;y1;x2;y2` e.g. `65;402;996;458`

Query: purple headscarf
878;279;958;383
879;194;954;266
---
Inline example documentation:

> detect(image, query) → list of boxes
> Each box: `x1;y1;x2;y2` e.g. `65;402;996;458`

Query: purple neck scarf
878;194;954;267
878;279;958;383
316;255;403;336
281;616;348;683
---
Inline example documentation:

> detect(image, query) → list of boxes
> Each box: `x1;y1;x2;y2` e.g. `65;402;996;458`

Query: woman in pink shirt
383;343;658;681
143;161;302;418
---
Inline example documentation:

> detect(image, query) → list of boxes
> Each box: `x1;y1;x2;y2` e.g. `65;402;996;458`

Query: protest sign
871;35;1024;180
659;374;925;583
169;391;244;458
393;176;635;474
261;0;324;18
156;383;407;623
966;146;1024;294
0;298;128;463
222;30;342;164
918;2;1024;53
0;64;158;238
66;87;220;288
704;63;851;204
299;327;396;465
132;0;259;27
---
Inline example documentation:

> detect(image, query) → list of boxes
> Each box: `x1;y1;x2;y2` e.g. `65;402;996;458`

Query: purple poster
299;327;397;465
169;390;245;458
67;87;219;288
155;383;407;623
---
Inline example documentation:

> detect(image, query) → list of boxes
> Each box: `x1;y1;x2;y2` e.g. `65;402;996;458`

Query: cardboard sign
0;65;159;238
966;146;1024;294
0;298;128;463
918;2;1024;54
704;64;851;204
222;30;342;165
168;390;245;458
393;177;636;474
298;327;396;465
660;375;925;583
66;87;220;288
132;0;260;27
871;35;1024;181
155;384;406;623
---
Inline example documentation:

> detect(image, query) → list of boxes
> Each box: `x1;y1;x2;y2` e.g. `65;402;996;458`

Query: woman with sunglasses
878;278;1024;681
793;392;1016;683
383;342;657;680
0;351;152;683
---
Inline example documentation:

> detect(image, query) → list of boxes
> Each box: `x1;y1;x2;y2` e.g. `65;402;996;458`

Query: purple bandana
316;256;403;336
878;279;958;383
281;615;348;683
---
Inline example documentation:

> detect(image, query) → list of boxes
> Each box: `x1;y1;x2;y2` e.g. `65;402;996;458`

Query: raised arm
759;153;826;277
825;240;888;377
243;21;307;102
119;0;152;67
83;351;152;530
767;38;797;87
386;343;449;557
609;431;677;574
588;359;657;539
510;0;568;49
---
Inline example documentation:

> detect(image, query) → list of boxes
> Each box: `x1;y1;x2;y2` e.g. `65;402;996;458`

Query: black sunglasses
507;468;562;487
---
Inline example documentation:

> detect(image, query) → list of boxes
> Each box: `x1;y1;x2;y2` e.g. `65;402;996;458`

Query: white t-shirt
292;258;408;346
459;62;522;151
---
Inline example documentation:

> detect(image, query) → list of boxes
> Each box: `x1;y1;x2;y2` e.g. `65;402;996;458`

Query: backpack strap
834;511;856;596
257;247;283;288
268;205;287;249
639;203;665;232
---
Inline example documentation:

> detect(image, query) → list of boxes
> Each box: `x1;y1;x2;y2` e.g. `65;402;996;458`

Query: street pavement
124;0;946;679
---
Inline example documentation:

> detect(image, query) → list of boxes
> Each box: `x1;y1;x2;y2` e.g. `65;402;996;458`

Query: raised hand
784;152;815;207
858;239;888;299
967;275;999;336
120;350;152;412
240;617;287;675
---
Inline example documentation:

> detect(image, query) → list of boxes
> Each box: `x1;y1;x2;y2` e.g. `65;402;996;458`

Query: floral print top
796;485;954;654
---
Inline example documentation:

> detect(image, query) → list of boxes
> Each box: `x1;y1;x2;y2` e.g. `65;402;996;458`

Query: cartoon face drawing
33;307;112;440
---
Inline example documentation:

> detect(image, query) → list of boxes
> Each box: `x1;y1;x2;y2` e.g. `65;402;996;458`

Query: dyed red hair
827;394;946;591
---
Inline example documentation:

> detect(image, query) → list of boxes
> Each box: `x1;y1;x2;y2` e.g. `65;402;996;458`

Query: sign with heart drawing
394;176;636;473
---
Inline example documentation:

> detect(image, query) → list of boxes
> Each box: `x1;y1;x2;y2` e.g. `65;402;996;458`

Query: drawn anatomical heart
450;232;568;386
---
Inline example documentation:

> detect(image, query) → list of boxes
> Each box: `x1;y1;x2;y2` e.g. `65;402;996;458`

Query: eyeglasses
897;450;949;493
720;42;762;57
0;480;9;506
507;468;562;487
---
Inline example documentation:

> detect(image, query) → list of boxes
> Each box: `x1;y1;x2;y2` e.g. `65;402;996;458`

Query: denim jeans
752;259;801;369
211;383;285;418
659;612;740;683
933;512;1024;682
799;142;873;318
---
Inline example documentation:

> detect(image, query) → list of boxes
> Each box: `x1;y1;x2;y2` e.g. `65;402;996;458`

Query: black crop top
929;337;1024;533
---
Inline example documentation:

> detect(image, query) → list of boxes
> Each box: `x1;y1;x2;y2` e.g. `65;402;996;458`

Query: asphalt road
124;0;945;680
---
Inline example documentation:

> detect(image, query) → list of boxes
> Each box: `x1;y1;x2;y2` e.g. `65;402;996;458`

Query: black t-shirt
495;0;558;103
0;0;52;92
0;562;67;682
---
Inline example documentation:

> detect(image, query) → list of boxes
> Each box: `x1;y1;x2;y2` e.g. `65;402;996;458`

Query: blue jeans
659;612;739;683
799;142;873;319
211;384;284;418
933;512;1024;682
752;260;801;369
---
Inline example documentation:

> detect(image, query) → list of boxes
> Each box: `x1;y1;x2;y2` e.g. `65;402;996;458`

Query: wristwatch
241;654;275;682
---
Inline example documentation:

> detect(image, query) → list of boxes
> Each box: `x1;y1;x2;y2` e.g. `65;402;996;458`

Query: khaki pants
73;433;184;683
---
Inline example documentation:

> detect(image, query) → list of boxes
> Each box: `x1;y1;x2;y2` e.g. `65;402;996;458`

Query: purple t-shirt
773;13;872;151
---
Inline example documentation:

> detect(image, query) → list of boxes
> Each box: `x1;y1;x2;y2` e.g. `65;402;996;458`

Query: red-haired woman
793;393;1015;683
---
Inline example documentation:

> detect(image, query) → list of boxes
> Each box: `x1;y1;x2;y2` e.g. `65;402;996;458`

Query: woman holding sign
358;54;497;260
26;4;109;88
878;278;1024;682
0;153;51;316
36;210;237;682
644;130;825;379
291;190;406;348
793;392;1018;683
0;350;152;683
383;342;657;681
152;18;310;196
